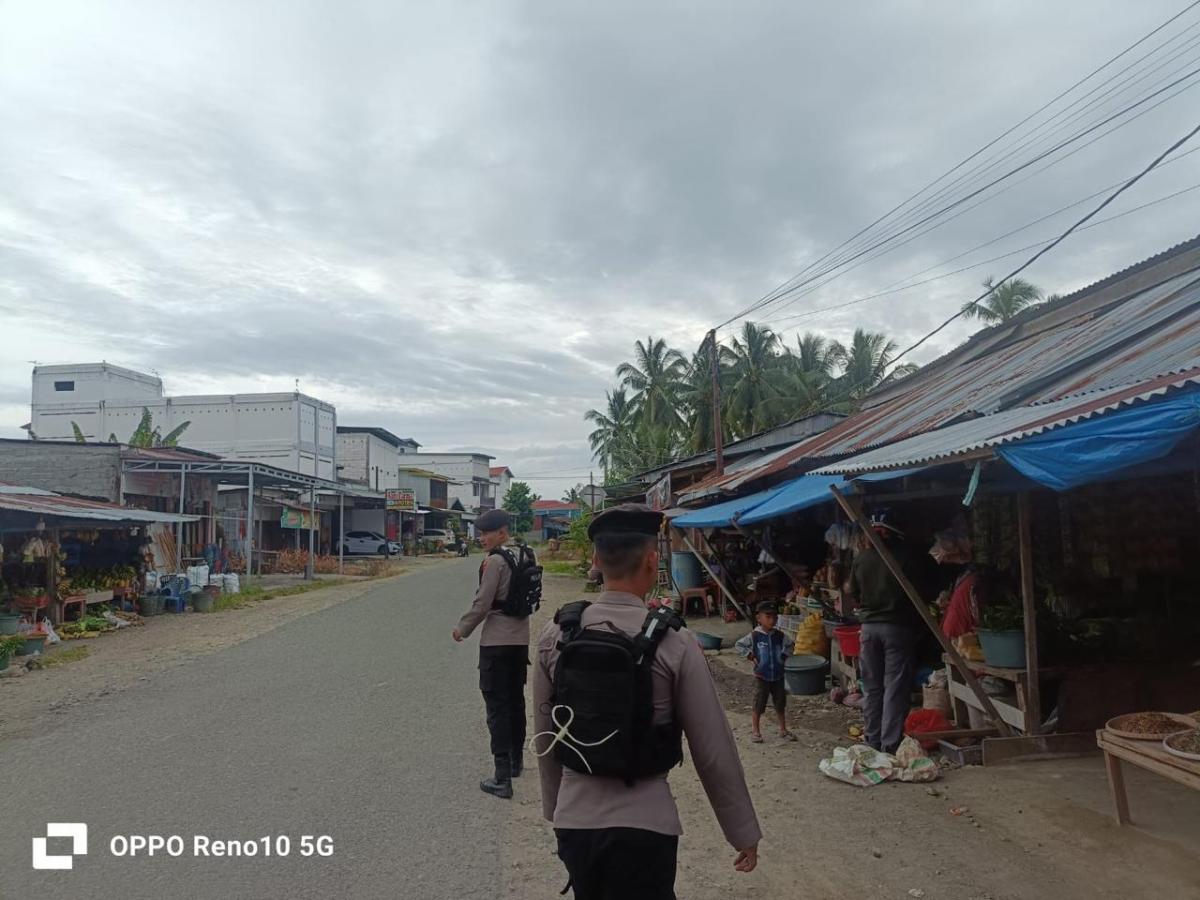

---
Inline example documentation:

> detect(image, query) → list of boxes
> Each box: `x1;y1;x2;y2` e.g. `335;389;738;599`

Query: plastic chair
159;575;191;613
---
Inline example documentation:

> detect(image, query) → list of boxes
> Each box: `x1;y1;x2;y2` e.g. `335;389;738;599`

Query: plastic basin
695;632;723;651
784;654;829;695
833;625;862;657
977;629;1026;668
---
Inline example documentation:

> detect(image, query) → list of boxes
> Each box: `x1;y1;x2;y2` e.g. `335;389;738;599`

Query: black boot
480;755;513;799
510;747;523;778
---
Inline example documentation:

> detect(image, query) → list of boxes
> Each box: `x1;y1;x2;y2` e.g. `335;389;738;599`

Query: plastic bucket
833;625;862;657
140;594;163;617
192;592;215;613
977;629;1026;668
784;654;829;695
0;613;20;635
18;634;46;656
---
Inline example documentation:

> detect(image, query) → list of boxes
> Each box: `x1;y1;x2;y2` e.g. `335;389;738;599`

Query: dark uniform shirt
849;541;929;626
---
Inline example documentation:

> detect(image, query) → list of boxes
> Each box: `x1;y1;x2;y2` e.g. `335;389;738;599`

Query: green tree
616;336;687;434
502;481;539;535
962;276;1043;324
678;336;732;454
722;321;786;437
585;388;637;481
562;487;583;505
70;408;191;448
830;328;907;403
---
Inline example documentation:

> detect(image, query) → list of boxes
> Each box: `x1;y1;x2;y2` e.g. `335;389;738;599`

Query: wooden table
944;656;1066;734
1096;729;1200;825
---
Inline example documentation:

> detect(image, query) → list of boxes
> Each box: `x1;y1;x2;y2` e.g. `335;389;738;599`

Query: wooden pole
681;534;751;621
829;485;1013;737
709;329;725;476
1017;492;1043;734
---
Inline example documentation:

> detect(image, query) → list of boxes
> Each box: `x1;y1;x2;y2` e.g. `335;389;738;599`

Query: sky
2;0;1199;500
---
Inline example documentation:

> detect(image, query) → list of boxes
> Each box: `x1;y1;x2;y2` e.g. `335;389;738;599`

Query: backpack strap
631;606;683;664
488;547;519;610
553;600;592;645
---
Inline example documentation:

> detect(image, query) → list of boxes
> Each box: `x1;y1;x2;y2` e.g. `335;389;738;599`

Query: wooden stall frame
829;485;1014;737
680;533;751;622
1016;492;1043;734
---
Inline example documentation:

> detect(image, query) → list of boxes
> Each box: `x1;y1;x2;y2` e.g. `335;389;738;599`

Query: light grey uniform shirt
534;591;762;850
457;552;530;647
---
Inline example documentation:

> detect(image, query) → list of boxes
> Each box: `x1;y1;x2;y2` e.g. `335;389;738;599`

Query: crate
938;738;984;766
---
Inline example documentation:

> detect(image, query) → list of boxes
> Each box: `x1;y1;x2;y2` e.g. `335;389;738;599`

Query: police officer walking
532;504;761;898
452;508;529;799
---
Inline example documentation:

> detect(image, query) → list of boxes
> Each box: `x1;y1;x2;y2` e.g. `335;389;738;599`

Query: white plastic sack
819;737;939;787
101;610;130;629
222;573;240;594
42;620;60;644
186;565;210;588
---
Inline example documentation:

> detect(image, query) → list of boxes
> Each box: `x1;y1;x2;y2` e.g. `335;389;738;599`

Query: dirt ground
502;576;1200;900
0;559;446;742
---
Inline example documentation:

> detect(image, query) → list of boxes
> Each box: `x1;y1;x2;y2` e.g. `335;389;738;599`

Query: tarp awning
671;485;786;528
736;475;843;525
996;389;1200;490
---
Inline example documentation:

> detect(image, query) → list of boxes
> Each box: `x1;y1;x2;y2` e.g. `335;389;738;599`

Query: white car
421;529;455;547
341;530;401;556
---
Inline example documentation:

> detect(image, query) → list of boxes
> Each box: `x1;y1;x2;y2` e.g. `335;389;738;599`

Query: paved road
1;559;513;900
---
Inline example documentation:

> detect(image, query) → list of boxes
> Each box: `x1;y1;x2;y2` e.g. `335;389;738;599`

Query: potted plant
0;634;24;671
977;598;1027;668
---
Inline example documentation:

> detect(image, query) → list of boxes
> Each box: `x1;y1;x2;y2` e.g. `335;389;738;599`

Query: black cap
755;601;778;615
476;509;511;533
587;503;663;539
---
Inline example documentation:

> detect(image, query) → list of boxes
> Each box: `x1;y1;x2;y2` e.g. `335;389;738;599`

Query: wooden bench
1096;729;1200;826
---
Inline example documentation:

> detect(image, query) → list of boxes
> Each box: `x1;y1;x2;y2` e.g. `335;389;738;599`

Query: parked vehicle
341;530;401;556
421;529;454;548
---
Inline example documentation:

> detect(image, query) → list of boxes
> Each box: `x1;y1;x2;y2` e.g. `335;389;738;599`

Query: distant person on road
533;504;761;898
452;509;529;799
846;511;932;755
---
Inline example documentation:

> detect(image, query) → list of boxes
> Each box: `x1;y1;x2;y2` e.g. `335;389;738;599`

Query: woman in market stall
930;524;985;640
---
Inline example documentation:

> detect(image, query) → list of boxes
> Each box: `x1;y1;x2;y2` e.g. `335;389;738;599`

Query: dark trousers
859;622;920;753
478;645;528;768
555;828;678;900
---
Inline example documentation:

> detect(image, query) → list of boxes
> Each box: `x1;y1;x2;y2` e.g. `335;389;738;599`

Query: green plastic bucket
0;613;20;635
977;629;1026;669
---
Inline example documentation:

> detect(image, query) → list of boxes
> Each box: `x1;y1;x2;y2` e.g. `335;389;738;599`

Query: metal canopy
122;458;353;493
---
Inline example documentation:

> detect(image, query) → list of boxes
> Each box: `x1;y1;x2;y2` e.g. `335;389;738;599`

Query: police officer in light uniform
452;508;529;799
533;504;761;898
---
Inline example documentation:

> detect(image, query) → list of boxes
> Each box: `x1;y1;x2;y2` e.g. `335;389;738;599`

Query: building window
54;381;75;392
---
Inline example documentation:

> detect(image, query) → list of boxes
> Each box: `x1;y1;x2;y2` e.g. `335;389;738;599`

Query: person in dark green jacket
846;511;931;753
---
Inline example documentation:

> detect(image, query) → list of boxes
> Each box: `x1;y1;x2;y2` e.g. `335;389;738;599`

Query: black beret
587;503;663;539
476;509;511;532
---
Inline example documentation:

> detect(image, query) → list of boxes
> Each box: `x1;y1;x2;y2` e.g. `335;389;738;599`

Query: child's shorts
753;677;787;715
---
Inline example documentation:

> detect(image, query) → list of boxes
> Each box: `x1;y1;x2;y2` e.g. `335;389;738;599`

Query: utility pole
589;470;595;510
709;329;725;476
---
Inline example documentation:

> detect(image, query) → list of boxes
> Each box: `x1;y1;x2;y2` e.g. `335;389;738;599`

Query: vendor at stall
930;525;984;640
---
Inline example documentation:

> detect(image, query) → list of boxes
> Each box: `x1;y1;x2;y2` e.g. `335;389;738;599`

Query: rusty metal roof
684;240;1200;498
813;369;1200;474
0;482;198;524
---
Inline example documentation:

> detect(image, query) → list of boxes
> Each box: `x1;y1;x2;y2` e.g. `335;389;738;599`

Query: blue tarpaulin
736;474;843;524
671;484;786;528
997;389;1200;491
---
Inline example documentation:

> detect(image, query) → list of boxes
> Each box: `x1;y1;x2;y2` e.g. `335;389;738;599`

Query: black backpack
488;545;543;618
549;601;684;784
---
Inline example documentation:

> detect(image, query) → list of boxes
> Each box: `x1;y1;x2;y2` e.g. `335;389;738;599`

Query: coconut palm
791;332;841;378
831;329;906;402
585;389;636;481
962;276;1043;324
722;322;788;437
616;336;688;434
677;336;733;454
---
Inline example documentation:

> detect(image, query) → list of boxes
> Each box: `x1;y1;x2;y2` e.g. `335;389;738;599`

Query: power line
889;119;1200;367
715;1;1200;330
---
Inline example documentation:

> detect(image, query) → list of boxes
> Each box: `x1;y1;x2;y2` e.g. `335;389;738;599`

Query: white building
406;452;496;512
490;466;514;507
335;426;421;491
28;363;337;478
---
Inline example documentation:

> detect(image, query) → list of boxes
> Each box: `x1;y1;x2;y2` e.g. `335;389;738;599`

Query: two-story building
335;426;421;491
29;363;338;478
490;466;514;507
405;452;496;513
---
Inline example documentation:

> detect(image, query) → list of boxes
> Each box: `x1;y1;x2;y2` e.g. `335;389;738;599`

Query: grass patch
33;645;91;668
542;560;587;577
212;577;360;612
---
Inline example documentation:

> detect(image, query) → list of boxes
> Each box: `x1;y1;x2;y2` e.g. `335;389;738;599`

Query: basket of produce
1104;711;1197;741
1163;729;1200;762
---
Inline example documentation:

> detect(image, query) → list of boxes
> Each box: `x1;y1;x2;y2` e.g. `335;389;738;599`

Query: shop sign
280;508;317;529
646;474;671;511
386;488;417;512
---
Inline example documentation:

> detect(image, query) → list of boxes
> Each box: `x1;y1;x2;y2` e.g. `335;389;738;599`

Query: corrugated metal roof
812;369;1200;474
714;243;1200;490
0;484;198;524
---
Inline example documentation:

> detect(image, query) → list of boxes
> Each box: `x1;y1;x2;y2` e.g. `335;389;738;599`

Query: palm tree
831;329;906;403
962;276;1043;324
616;336;687;434
723;322;788;437
562;487;583;505
585;389;636;481
677;336;732;454
792;332;841;378
777;332;841;419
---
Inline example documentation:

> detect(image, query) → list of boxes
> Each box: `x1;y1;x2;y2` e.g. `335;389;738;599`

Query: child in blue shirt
734;601;797;744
